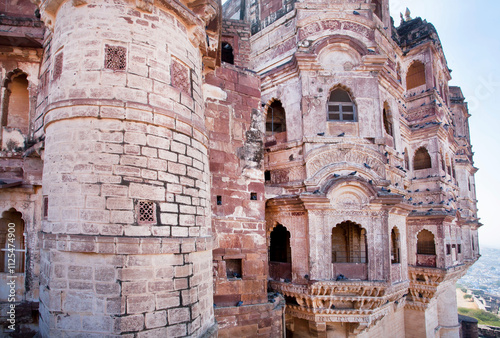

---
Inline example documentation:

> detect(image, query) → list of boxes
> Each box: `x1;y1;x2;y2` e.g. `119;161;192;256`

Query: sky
388;1;500;249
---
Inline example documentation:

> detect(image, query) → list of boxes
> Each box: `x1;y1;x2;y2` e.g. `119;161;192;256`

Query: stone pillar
437;283;460;338
35;0;219;336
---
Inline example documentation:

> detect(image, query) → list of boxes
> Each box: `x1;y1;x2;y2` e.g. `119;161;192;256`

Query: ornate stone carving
171;59;192;96
306;146;385;179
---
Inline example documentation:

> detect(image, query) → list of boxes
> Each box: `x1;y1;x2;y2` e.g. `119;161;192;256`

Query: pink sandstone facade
0;0;480;337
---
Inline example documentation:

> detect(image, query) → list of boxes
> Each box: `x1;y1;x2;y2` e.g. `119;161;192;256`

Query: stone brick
148;280;175;293
168;307;191;324
124;131;147;145
127;295;156;314
167;324;188;337
147;135;170;149
68;266;93;280
95;266;116;282
156;291;181;310
122;281;148;295
145;310;167;329
102;184;129;197
129;183;166;200
121;268;154;281
136;327;168;338
106;198;134;210
119;314;145;332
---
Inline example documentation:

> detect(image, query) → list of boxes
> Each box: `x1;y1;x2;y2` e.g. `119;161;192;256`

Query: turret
34;0;220;335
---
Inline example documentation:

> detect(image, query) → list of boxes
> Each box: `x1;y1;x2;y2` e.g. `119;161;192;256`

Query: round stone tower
34;0;220;336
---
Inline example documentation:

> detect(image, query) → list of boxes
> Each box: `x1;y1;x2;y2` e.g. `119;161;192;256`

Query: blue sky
389;1;500;248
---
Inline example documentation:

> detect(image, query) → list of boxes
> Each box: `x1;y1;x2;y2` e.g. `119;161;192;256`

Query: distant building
0;0;480;336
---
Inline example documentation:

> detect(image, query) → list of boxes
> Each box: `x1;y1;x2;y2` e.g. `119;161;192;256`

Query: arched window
332;221;367;263
221;42;234;64
327;88;356;122
406;61;426;90
373;0;383;19
391;227;400;264
404;148;410;170
383;103;393;136
266;100;286;136
2;72;30;135
417;230;436;255
0;209;25;273
270;224;291;263
269;224;292;281
413;147;432;170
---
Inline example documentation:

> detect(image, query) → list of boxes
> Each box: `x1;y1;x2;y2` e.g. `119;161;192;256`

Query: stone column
437;283;460;338
35;0;219;336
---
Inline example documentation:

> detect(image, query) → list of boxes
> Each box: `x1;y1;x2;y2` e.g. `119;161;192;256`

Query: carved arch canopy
304;144;387;190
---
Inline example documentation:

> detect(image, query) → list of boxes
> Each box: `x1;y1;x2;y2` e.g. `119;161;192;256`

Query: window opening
328;88;357;122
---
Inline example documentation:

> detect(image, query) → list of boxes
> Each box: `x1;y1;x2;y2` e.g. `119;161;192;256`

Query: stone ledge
40;232;213;254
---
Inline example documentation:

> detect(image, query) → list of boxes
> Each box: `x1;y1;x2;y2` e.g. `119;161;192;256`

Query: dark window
270;224;291;263
216;196;222;205
250;192;257;200
446;244;451;255
266;100;287;135
332;221;367;263
43;196;49;219
221;42;234;64
383;106;393;136
458;244;462;254
406;61;426;90
391;228;400;264
225;259;242;279
265;171;271;182
327;88;357;122
417;230;436;255
414;147;432;170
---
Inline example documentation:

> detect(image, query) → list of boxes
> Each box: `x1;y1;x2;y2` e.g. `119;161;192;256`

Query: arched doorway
269;224;292;281
0;208;26;302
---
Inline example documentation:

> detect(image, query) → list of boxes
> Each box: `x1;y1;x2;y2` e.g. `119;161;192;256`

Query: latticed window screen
138;201;155;224
105;45;126;70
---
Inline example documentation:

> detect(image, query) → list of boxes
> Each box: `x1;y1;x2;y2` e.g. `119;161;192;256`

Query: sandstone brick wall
205;64;266;306
214;300;284;338
36;0;216;335
222;20;252;68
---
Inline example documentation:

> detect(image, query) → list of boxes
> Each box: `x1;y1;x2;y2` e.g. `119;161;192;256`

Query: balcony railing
416;254;436;267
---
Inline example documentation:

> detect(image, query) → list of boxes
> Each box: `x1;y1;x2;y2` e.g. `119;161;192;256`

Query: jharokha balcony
269;279;408;327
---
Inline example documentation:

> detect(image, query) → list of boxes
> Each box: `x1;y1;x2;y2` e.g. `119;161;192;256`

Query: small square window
137;201;156;224
250;193;257;200
226;259;242;279
105;45;127;71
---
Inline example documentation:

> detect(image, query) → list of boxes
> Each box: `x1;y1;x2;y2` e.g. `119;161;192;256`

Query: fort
0;0;480;337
